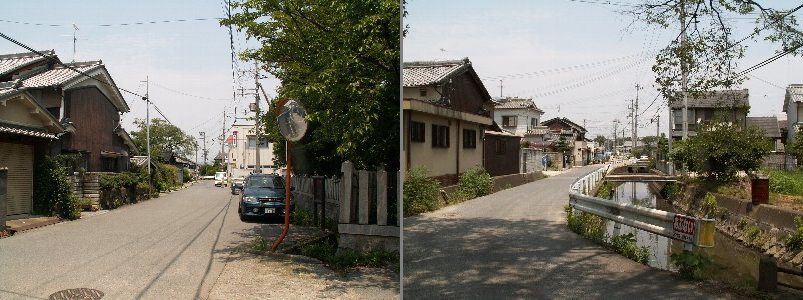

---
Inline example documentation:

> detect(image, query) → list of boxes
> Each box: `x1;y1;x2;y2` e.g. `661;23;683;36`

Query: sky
403;0;803;139
2;0;276;162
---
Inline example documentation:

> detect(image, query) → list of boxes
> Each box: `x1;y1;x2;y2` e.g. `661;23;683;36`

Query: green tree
593;135;607;147
222;0;401;175
555;136;572;166
788;127;803;165
130;118;197;163
670;122;771;183
627;1;803;102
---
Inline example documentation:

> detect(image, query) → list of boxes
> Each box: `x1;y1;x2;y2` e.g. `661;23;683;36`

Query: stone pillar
358;170;370;225
376;169;388;226
339;161;355;223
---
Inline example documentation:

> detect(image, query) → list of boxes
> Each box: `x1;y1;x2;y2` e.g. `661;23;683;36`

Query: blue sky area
1;0;273;160
404;0;803;138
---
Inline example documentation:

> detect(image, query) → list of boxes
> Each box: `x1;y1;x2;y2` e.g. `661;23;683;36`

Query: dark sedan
238;174;293;221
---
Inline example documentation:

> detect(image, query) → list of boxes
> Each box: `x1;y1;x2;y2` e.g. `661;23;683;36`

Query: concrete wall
403;86;441;102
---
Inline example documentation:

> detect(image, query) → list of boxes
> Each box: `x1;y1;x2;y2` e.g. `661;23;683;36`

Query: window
502;116;517;127
531;118;538;127
419;88;427;97
248;137;257;148
463;129;476;148
431;124;450;148
673;109;697;130
102;157;118;172
410;121;425;142
495;139;506;154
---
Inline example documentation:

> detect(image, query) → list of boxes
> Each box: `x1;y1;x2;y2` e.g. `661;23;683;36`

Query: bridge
604;174;679;182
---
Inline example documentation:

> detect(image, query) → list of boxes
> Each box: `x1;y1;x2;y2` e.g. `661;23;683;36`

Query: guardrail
568;159;715;247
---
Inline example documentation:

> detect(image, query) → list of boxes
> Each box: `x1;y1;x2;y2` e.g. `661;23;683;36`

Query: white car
639;155;649;160
214;172;227;187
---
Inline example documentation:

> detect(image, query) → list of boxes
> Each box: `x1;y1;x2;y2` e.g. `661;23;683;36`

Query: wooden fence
337;161;399;252
290;175;340;224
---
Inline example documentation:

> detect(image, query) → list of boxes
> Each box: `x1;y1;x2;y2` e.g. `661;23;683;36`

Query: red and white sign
671;215;696;243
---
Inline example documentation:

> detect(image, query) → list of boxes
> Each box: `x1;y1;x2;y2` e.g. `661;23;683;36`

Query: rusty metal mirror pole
271;140;292;253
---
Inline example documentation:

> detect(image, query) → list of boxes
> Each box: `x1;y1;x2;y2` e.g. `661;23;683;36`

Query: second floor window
502;116;517;127
432;124;450;148
463;129;476;148
410;121;425;142
531;118;538;128
419;88;427;97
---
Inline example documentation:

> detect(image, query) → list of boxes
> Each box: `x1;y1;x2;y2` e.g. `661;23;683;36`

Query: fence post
376;168;388;226
358;170;370;225
758;255;778;292
339;161;354;224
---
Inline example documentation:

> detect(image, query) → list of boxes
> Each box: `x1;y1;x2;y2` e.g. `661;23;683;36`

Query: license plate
265;208;275;214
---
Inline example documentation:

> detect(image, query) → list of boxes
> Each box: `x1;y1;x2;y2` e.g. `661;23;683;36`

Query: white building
492;97;544;136
225;123;276;178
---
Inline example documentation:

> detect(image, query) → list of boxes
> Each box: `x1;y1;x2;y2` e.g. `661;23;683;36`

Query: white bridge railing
568;159;715;247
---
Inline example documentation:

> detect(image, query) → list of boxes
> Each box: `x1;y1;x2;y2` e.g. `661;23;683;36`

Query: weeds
784;216;803;252
403;166;442;216
670;251;712;280
566;206;650;264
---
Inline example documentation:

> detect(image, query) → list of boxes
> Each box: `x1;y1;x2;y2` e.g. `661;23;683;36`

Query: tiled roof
0;50;54;77
779;119;788;131
403;58;470;87
0;123;58;139
542;117;587;133
784;84;803;112
20;61;102;88
493;97;544;112
747;116;781;138
669;89;749;109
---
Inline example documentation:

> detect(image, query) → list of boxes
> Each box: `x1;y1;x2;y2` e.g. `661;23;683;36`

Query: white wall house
784;84;803;144
226;123;276;178
492;97;544;136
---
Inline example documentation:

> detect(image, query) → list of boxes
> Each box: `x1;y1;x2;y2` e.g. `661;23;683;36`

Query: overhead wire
0;17;223;27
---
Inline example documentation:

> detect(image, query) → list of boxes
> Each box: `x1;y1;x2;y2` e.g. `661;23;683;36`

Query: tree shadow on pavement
403;216;728;299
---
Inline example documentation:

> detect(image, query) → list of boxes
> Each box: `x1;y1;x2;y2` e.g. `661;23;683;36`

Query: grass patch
287;235;398;272
595;181;615;199
767;169;803;196
784;216;803;252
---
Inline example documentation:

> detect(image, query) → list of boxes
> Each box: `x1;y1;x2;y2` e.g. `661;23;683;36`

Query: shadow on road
403;216;714;299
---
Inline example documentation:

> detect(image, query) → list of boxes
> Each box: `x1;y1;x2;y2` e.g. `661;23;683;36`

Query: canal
605;180;803;290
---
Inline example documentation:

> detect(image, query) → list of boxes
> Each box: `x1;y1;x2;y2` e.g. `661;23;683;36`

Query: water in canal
606;181;803;289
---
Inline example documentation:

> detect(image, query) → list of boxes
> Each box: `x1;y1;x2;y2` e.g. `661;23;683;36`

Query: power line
482;51;653;80
0;30;174;124
565;0;637;7
150;82;229;101
0;17;223;27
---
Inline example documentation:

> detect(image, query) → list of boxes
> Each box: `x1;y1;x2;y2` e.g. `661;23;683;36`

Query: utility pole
144;76;151;186
499;79;503;98
254;60;262;173
634;85;643;154
200;132;208;164
223;110;228;178
613;119;619;155
680;0;689;141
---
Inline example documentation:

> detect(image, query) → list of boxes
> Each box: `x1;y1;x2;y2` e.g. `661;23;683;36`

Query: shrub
182;168;193;183
610;233;650;264
660;182;682;200
670;251;712;279
596;181;615;199
670;122;771;184
784;216;803;252
701;192;718;218
403;166;441;216
153;163;180;191
33;155;80;219
457;167;493;199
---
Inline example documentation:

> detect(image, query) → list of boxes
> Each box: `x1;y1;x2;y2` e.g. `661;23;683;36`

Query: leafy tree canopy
670;122;770;183
626;1;803;102
130;118;197;163
222;0;401;174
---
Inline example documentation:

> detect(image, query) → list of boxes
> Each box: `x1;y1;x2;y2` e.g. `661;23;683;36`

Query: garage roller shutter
0;142;33;215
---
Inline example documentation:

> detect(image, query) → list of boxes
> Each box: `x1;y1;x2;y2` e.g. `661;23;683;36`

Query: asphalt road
0;181;267;299
403;166;717;299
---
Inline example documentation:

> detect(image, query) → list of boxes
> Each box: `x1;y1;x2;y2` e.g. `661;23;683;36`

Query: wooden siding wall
446;73;489;117
483;135;521;177
64;87;127;172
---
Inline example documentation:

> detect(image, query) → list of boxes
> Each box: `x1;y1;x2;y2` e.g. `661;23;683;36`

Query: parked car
230;177;245;195
214;172;227;187
201;175;215;180
238;174;293;221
